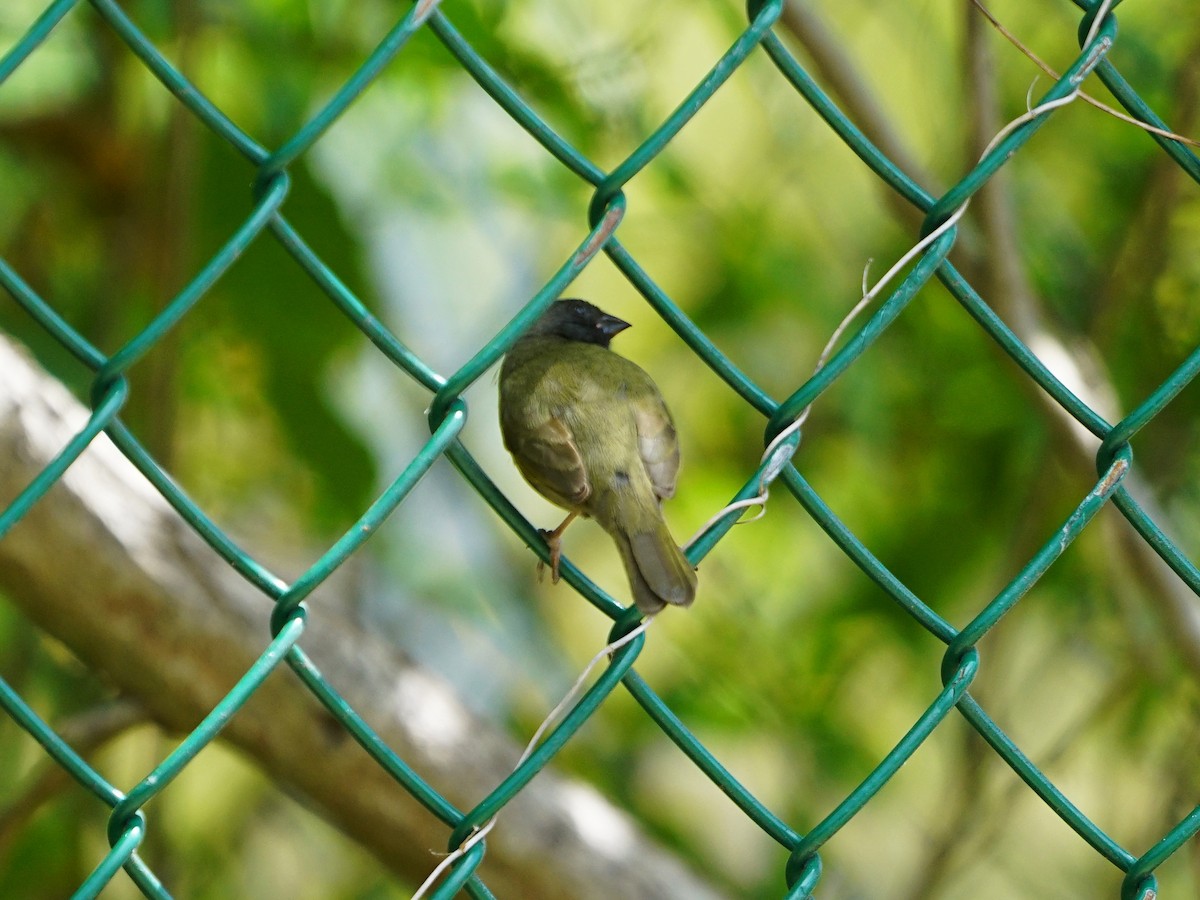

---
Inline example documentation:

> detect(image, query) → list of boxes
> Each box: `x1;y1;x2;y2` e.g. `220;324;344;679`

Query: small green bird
498;299;697;615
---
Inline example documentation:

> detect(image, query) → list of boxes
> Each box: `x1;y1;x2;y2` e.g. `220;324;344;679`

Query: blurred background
2;0;1200;896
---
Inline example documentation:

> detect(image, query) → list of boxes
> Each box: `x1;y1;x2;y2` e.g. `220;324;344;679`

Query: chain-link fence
2;0;1200;897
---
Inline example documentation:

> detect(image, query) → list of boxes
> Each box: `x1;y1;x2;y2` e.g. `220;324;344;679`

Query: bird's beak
597;314;631;339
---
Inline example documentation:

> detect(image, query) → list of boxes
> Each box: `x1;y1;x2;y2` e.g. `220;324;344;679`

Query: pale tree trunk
0;333;728;900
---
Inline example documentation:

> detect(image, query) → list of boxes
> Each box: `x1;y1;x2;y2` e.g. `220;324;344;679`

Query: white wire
410;619;653;899
687;0;1117;549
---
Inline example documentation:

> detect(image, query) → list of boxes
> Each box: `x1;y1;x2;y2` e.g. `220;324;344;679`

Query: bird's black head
528;299;631;348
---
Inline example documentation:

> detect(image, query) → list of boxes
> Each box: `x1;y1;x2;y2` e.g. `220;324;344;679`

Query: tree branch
0;334;729;900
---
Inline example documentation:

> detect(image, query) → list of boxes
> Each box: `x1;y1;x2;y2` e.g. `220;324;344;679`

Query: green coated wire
443;440;628;618
786;649;979;871
286;645;463;824
89;0;268;163
0;675;121;805
429;197;626;429
955;693;1135;868
274;400;467;620
107;616;306;836
586;0;785;226
427;840;487;900
270;217;446;391
782;466;957;642
606;238;778;415
623;670;801;847
685;428;802;561
1111;487;1200;596
0;0;79;83
446;631;645;847
0;256;106;368
769;230;956;436
922;14;1116;228
0;379;128;539
1102;342;1200;456
261;0;447;178
72;818;146;900
945;448;1131;665
107;420;289;596
92;174;290;401
937;263;1112;438
427;11;605;185
1126;807;1200;886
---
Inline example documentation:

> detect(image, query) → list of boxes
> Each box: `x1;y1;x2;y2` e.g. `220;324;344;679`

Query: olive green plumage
498;299;697;614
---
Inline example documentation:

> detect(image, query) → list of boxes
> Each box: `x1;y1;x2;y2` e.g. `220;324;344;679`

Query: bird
498;298;697;615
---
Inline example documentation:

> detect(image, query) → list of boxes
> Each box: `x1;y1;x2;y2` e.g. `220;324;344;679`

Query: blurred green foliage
3;0;1200;897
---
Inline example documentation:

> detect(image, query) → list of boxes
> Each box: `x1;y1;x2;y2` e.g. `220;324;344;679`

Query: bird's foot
535;512;577;585
537;528;564;584
540;528;566;585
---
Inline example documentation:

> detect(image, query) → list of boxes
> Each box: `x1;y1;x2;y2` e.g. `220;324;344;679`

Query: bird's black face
530;299;631;347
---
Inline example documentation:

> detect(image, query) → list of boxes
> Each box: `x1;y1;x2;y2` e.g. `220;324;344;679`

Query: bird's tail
613;515;697;615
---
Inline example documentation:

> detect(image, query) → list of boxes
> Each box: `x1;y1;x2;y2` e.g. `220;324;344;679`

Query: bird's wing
511;415;591;509
631;395;680;502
